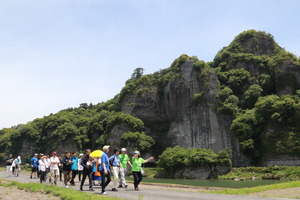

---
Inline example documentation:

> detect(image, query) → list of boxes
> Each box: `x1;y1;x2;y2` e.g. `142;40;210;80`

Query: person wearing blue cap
132;151;153;191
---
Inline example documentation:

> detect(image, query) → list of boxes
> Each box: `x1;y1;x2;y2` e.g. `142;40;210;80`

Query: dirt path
0;186;60;200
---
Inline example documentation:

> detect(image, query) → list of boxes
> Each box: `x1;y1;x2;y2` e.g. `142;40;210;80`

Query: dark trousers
70;170;78;184
100;170;111;193
78;170;83;181
80;170;93;189
39;170;46;183
133;171;142;189
59;166;63;181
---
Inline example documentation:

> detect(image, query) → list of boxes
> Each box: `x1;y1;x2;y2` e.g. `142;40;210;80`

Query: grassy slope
0;179;124;200
208;181;300;195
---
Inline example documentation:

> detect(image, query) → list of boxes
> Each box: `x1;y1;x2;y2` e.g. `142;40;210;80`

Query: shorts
32;167;38;172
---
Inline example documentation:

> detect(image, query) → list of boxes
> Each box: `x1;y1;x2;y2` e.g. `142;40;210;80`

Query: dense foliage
157;146;232;172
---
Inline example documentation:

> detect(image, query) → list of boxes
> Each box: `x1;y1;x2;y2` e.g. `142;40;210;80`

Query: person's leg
6;166;9;177
70;170;75;185
63;171;68;186
80;171;87;190
54;169;59;185
101;171;106;193
112;167;119;189
78;170;82;182
49;170;53;184
132;171;138;189
59;167;62;181
137;172;143;188
87;171;93;189
40;171;43;183
67;171;71;183
105;171;111;187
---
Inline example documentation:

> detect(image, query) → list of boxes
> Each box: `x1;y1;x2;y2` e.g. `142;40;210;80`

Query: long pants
6;166;11;176
119;168;127;186
100;170;111;193
59;167;63;181
50;169;59;185
70;170;78;184
40;170;46;183
63;171;72;186
111;166;120;189
78;170;83;181
133;171;142;189
80;170;93;189
15;165;20;176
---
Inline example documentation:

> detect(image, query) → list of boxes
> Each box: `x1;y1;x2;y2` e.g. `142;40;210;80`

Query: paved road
0;172;298;200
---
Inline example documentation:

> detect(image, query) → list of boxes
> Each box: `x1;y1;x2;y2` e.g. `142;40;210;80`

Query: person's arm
101;156;108;174
144;157;154;163
80;157;88;169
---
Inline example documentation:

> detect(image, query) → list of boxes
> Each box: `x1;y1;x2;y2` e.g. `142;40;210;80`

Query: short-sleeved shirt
50;156;60;170
132;157;145;172
31;157;39;167
71;156;78;170
100;152;110;171
78;158;83;171
119;154;130;168
109;154;121;166
6;158;13;166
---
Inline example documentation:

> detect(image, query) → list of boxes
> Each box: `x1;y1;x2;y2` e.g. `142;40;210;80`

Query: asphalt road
0;171;298;200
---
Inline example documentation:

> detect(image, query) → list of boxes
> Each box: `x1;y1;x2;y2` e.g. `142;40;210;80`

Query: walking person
132;151;153;191
30;153;39;179
78;153;84;182
38;156;47;183
49;151;60;185
70;152;78;186
45;154;51;182
80;149;94;191
14;156;22;177
61;152;73;188
118;148;132;188
100;145;111;195
109;149;122;191
5;154;13;177
58;155;63;181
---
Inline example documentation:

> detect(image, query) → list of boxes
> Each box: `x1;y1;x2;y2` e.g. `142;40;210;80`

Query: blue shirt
71;156;78;170
109;154;121;166
31;157;38;167
100;152;110;171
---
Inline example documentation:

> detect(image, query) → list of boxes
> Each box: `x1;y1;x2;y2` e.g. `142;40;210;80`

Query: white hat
103;145;110;151
121;148;127;152
134;151;140;154
79;153;84;156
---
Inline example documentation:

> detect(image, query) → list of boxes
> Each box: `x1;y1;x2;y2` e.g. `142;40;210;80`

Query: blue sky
0;0;299;128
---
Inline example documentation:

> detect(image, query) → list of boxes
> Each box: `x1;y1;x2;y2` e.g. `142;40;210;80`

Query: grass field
0;179;124;200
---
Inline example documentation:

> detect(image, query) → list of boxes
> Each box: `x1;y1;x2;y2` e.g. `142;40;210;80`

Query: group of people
5;154;22;177
26;145;153;195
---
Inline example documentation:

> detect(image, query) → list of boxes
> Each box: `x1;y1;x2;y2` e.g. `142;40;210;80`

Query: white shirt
78;158;83;171
45;158;50;168
50;156;60;170
39;159;46;171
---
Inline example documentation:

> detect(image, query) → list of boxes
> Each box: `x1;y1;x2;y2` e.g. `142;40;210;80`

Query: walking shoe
118;185;123;188
65;185;69;188
101;192;107;195
125;184;128;189
30;176;32;179
89;188;94;191
135;187;139;191
54;181;57;185
79;187;83;191
112;188;118;191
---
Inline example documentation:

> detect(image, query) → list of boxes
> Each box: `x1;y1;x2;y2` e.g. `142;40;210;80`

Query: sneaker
112;188;118;191
65;185;69;188
118;185;123;188
79;187;83;191
135;187;139;191
101;192;107;195
125;184;128;189
89;188;94;191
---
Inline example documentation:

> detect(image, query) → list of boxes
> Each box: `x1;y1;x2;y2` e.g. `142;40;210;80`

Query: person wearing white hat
118;148;132;188
78;153;84;182
132;151;154;191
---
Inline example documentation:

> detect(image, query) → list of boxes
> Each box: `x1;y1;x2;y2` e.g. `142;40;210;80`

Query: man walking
70;152;78;186
78;153;84;182
49;151;60;185
100;145;111;195
118;148;132;188
61;152;72;188
80;149;94;191
30;153;39;179
5;154;13;177
109;149;122;191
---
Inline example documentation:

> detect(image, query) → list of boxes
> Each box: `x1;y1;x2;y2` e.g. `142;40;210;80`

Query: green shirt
119;154;130;168
132;157;145;172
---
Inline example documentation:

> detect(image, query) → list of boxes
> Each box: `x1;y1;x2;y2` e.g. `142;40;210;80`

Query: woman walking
132;151;153;191
39;156;47;183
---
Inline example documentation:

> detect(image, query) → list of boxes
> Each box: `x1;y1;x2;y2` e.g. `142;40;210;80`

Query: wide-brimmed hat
103;145;110;151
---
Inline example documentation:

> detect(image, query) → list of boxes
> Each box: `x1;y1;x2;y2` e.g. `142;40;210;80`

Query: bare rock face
121;60;250;166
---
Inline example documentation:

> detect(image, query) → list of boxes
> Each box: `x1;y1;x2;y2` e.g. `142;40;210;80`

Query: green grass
207;181;300;195
0;179;124;200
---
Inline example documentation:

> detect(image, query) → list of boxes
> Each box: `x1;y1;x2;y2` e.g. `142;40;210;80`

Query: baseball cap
52;151;57;155
121;148;127;152
134;151;140;154
103;145;110;151
34;153;38;156
79;153;84;156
